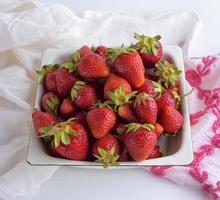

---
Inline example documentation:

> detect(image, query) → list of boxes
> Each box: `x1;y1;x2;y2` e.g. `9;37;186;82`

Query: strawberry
71;81;98;110
155;61;181;88
123;123;157;161
119;146;132;162
118;103;139;123
79;45;94;57
133;33;162;68
112;48;145;88
87;103;116;138
75;112;87;127
156;91;176;113
77;54;109;79
104;73;132;100
112;123;126;136
32;110;57;136
134;93;158;124
154;122;164;138
40;119;89;160
59;98;78;119
159;106;184;133
36;64;60;92
56;68;78;98
137;79;164;99
147;145;162;159
93;133;120;167
94;46;107;58
41;92;60;114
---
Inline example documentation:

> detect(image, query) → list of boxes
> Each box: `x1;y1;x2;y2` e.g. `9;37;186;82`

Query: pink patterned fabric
148;55;220;200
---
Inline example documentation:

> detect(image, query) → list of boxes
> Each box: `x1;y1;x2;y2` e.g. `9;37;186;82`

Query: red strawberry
118;103;139;123
119;147;132;162
154;122;164;138
134;33;162;68
93;133;120;167
159;106;184;133
59;98;78;119
40;119;89;160
56;68;78;98
104;73;132;100
87;103;116;139
94;46;107;58
44;71;58;92
77;54;109;79
71;81;98;110
79;45;94;58
32;110;57;136
138;79;164;99
41;92;60;114
156;91;176;113
155;61;181;88
147;145;162;159
123;123;157;161
134;93;158;124
113;49;145;88
36;64;60;92
75;112;87;127
112;123;126;136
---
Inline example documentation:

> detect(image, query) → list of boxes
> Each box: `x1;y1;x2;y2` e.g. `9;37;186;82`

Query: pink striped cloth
147;55;220;200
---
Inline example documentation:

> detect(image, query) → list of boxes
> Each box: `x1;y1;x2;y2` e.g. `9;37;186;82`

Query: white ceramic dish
27;45;193;168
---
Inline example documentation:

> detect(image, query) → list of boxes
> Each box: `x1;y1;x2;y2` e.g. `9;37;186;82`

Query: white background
19;0;220;199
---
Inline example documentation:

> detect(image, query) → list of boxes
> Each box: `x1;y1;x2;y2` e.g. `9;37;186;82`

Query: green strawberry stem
71;81;86;101
62;62;77;73
46;97;60;114
125;123;155;133
155;61;182;88
133;33;161;56
39;118;78;148
152;81;165;99
108;85;137;110
134;92;152;107
36;64;60;83
94;145;120;168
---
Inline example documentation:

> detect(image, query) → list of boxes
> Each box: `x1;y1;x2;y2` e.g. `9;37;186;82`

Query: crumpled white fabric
0;0;201;199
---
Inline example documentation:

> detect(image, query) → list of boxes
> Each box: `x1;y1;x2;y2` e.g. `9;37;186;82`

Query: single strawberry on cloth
146;55;220;200
0;0;202;199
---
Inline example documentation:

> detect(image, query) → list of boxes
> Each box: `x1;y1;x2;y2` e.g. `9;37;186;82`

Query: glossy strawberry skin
104;73;132;100
138;79;157;98
135;99;158;124
92;133;120;157
156;91;176;113
118;103;139;123
75;112;87;127
74;85;98;110
140;42;162;68
123;128;157;161
32;111;57;136
78;54;109;79
80;45;94;58
87;107;116;139
44;71;57;92
95;46;107;58
154;122;164;138
147;145;161;159
56;68;78;98
59;98;78;119
41;92;59;113
55;123;89;160
159;106;184;133
113;51;145;88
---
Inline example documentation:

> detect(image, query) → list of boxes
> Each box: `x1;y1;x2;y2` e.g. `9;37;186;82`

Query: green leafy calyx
125;123;155;133
134;92;152;107
152;81;165;99
94;145;120;168
62;62;77;73
71;81;86;101
155;61;182;88
133;33;161;56
46;97;60;114
39;118;78;148
108;85;137;110
36;64;60;83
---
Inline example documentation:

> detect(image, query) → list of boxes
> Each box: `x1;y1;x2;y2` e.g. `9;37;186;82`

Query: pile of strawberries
32;33;184;167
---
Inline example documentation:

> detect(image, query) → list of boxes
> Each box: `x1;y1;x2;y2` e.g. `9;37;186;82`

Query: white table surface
19;0;220;199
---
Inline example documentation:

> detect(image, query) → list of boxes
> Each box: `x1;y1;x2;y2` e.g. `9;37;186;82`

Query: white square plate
27;45;193;168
